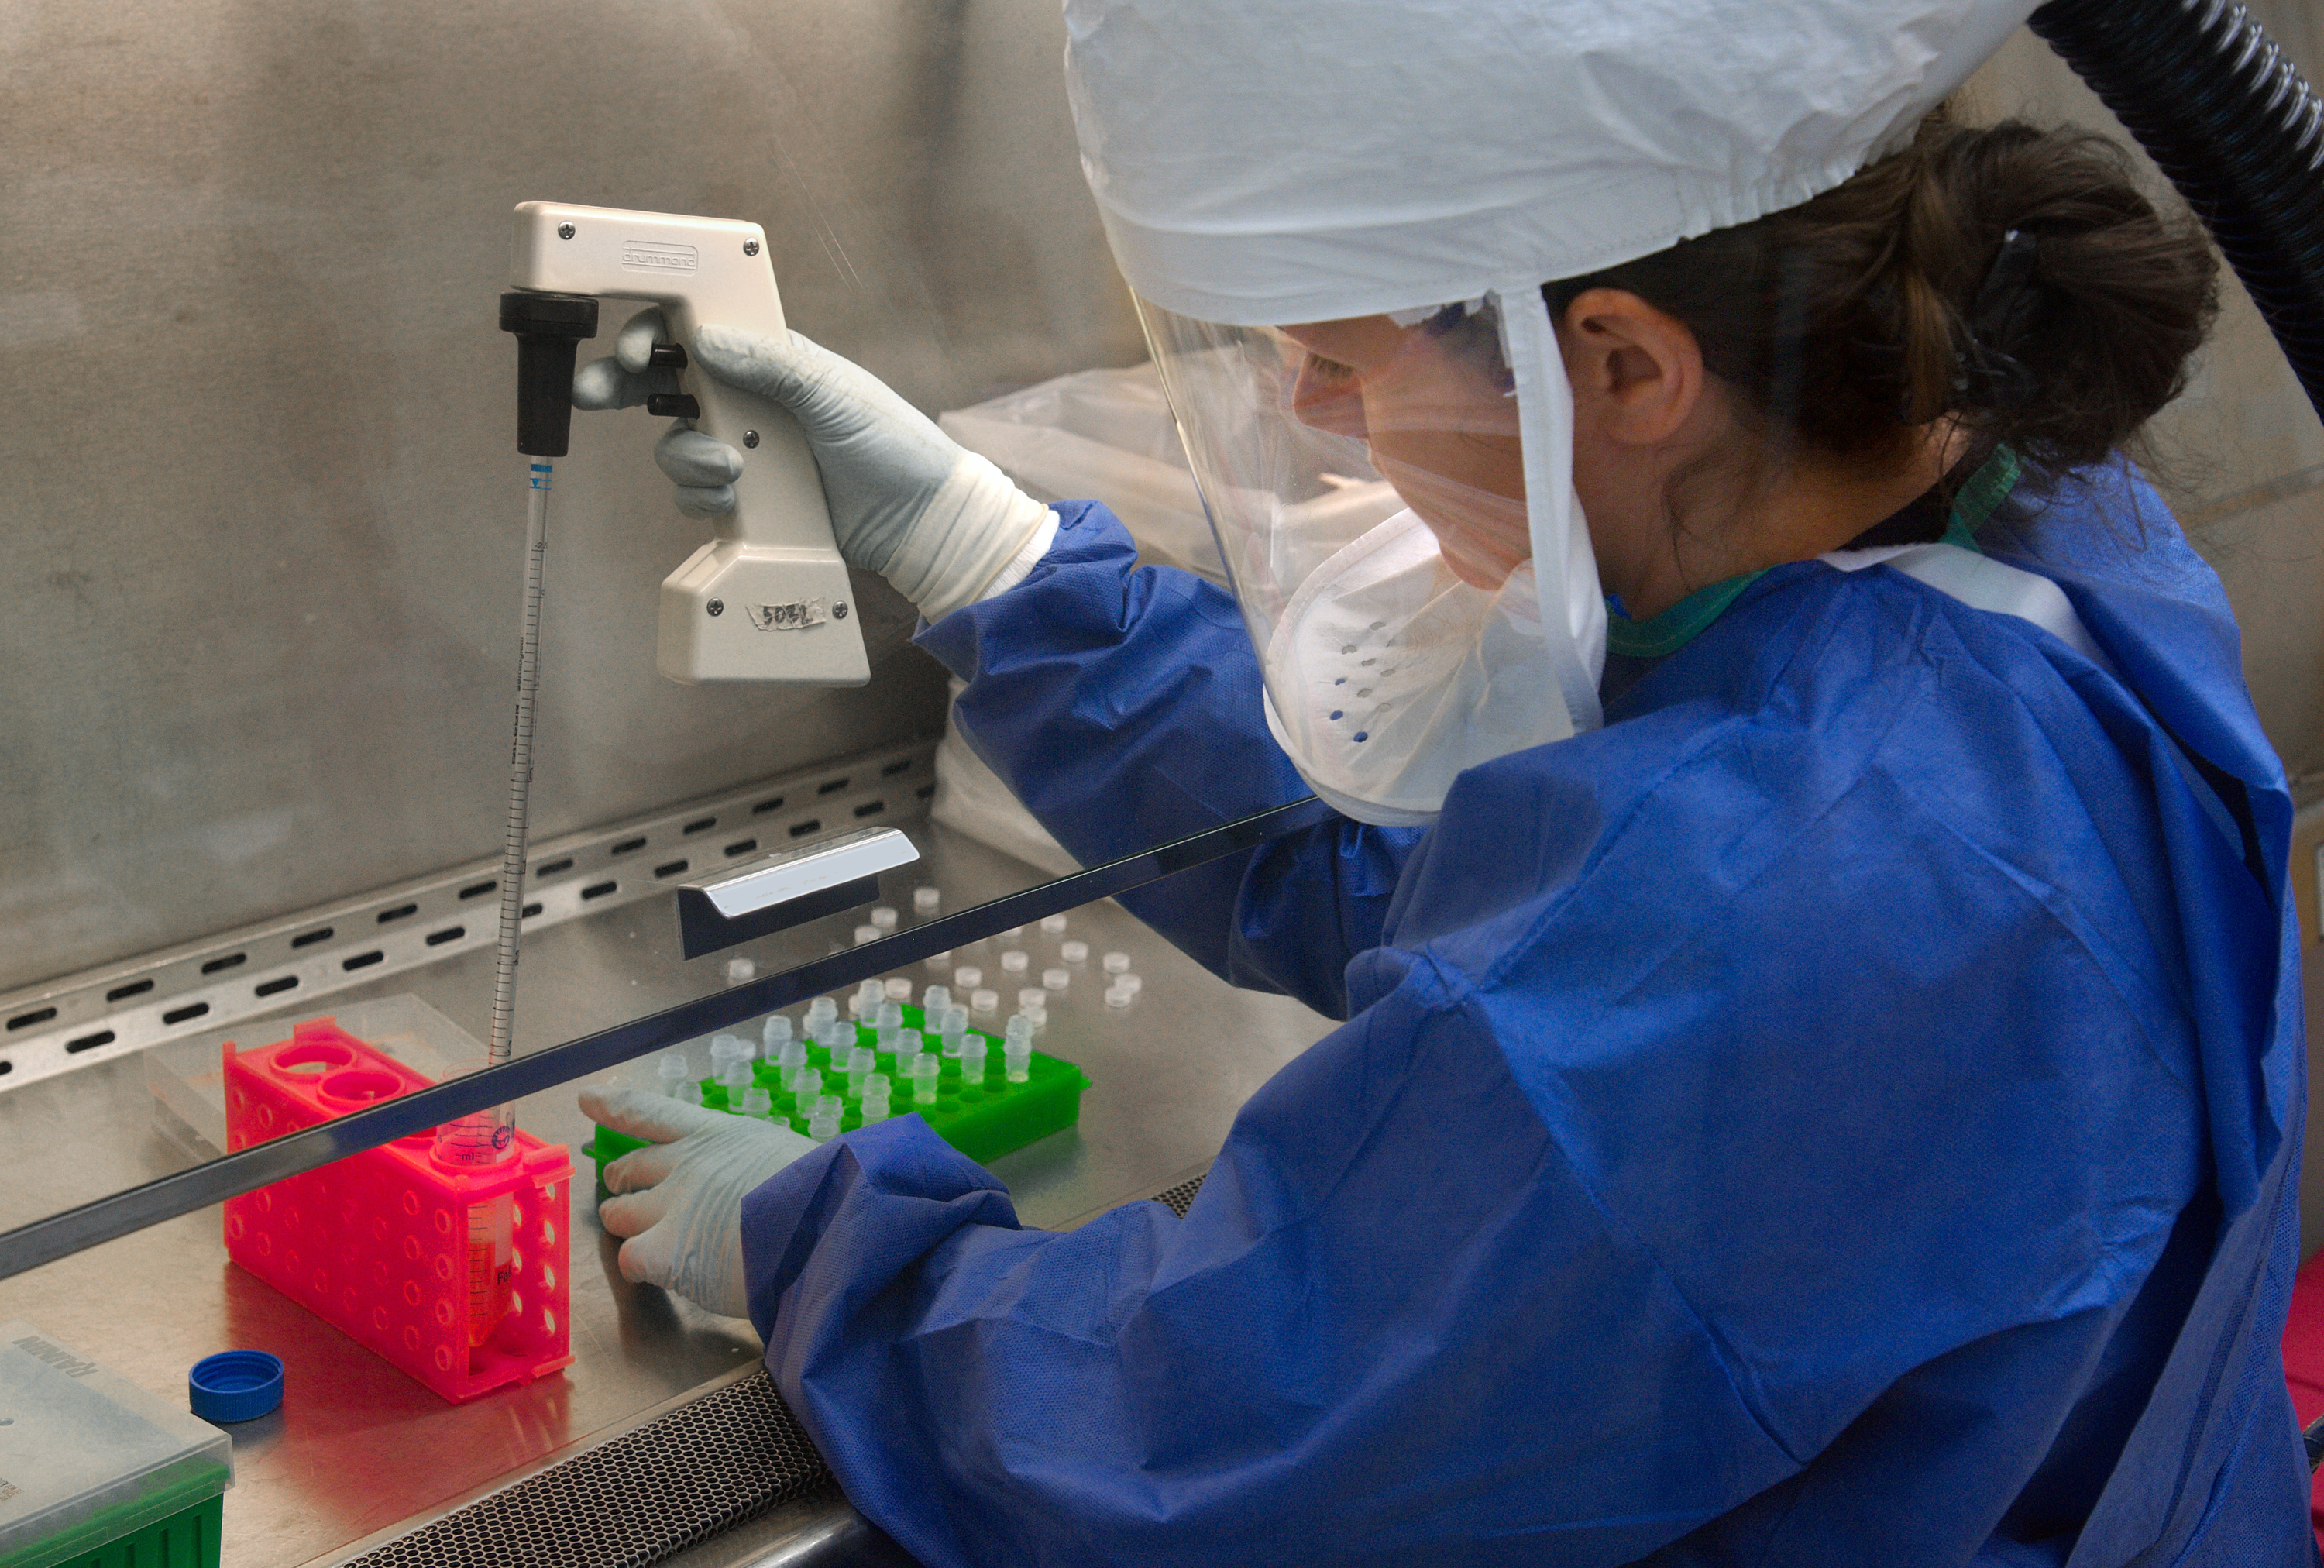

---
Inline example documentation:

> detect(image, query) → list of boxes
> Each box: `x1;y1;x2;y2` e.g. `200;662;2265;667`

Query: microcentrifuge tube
806;995;838;1032
1001;950;1030;975
1018;987;1047;1011
727;957;758;984
743;1085;773;1117
884;976;913;1001
1105;984;1135;1010
913;886;941;914
870;906;899;930
1102;951;1131;975
908;1053;942;1104
677;1080;705;1106
1040;914;1069;936
845;1045;876;1094
1060;940;1089;965
926;949;953;970
851;980;884;1019
923;984;952;1017
971;988;999;1017
954;965;982;990
1004;1040;1033;1083
658;1052;690;1095
763;1015;795;1054
860;1074;892;1121
961;1037;990;1081
1043;968;1071;992
854;924;881;946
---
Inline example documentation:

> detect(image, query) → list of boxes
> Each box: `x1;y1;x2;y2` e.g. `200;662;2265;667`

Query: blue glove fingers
614;308;669;373
579;1085;724;1143
655;425;745;486
691;324;930;446
597;1180;674;1239
572;357;679;411
614;1233;669;1289
600;1140;682;1197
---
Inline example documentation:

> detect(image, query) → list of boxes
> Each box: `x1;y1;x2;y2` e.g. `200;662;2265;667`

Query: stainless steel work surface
0;818;1331;1567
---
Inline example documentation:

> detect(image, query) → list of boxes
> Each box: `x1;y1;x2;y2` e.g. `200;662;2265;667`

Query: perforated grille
352;1171;1213;1566
1151;1172;1207;1218
343;1367;830;1568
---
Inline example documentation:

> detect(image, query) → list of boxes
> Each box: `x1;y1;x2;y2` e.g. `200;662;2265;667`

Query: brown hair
1547;113;2221;502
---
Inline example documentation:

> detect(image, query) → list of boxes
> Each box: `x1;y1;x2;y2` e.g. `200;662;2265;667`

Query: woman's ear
1558;288;1707;446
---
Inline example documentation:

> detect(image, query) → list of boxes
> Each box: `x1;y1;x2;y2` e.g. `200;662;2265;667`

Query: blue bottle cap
189;1350;284;1424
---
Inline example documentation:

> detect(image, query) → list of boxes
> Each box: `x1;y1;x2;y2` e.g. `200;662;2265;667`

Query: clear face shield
1137;292;1607;826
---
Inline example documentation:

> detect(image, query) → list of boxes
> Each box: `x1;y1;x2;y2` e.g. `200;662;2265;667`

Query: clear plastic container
0;1322;234;1568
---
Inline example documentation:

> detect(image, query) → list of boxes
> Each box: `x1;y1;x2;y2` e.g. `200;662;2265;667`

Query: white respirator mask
1137;294;1605;826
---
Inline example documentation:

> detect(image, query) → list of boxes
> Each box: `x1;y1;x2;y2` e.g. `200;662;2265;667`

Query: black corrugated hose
2030;0;2324;423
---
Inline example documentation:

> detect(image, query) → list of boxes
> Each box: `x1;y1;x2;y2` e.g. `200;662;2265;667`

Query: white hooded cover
1064;0;2039;325
1061;0;2038;823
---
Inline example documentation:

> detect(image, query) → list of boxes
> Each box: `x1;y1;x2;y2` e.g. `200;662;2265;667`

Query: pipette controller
507;200;870;687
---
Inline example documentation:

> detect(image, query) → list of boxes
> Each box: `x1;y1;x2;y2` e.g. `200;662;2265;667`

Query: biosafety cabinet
5;2;2324;1566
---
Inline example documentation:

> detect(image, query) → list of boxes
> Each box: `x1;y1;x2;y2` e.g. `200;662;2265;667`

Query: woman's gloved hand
572;308;1054;623
580;1085;820;1319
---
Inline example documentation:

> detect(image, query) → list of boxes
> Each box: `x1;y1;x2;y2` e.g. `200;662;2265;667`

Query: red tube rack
222;1020;572;1404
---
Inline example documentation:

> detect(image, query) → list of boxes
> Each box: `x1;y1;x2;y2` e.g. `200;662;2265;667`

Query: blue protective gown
739;462;2314;1566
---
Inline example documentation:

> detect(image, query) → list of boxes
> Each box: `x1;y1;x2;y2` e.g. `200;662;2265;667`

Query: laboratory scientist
579;0;2316;1559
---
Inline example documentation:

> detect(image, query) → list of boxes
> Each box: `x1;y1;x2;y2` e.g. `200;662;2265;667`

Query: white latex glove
581;1085;818;1319
573;308;1055;623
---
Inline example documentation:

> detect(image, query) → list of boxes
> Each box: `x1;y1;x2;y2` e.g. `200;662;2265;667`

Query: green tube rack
586;1005;1090;1198
11;1487;224;1568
